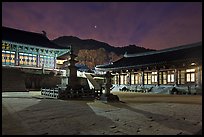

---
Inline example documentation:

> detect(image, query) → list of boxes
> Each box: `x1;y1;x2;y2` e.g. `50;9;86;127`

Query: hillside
52;36;155;55
52;36;155;69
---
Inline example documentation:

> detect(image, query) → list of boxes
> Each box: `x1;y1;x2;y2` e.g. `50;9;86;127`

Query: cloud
136;3;202;49
2;2;202;49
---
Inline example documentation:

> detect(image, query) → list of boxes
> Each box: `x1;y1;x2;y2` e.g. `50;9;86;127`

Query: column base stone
99;93;120;103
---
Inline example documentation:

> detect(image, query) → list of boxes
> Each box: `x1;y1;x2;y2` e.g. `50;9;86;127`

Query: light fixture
191;62;196;66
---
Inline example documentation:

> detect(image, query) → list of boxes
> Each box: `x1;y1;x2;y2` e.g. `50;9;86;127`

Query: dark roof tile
97;42;202;69
2;26;69;49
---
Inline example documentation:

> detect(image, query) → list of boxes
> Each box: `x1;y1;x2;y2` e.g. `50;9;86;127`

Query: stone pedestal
100;93;119;102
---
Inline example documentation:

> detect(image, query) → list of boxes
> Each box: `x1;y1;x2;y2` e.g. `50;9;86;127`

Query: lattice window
186;69;195;83
152;71;157;84
178;70;185;84
167;70;175;84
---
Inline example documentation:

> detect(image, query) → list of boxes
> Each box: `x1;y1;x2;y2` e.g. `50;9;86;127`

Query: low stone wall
111;84;201;95
41;75;61;88
2;67;26;92
2;67;62;91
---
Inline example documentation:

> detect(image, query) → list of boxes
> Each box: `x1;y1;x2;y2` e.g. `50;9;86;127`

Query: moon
94;25;97;29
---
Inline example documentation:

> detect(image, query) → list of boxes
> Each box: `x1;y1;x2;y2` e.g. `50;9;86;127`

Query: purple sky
2;2;202;50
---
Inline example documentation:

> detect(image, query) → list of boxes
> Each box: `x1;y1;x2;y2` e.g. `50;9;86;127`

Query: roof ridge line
124;42;202;58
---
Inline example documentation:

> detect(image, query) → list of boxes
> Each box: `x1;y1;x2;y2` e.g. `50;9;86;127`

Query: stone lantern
100;71;119;102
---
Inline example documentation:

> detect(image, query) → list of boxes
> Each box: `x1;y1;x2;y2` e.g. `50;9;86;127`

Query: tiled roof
2;26;69;49
96;42;202;70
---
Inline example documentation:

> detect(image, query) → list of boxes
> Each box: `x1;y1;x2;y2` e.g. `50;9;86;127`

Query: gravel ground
2;91;202;135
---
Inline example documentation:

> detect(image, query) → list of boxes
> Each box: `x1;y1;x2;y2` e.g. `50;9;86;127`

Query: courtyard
2;91;202;135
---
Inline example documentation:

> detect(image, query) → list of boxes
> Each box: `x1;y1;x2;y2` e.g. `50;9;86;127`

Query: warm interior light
191;62;196;66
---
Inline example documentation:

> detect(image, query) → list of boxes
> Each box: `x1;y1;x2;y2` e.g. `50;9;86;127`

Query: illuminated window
40;55;45;67
131;73;135;84
159;72;162;84
186;69;195;82
19;53;36;66
6;53;10;63
167;70;174;83
152;71;157;83
148;72;152;84
144;73;148;84
120;74;124;84
139;73;142;84
39;55;55;68
19;54;24;65
186;69;195;72
134;73;138;84
134;73;142;84
2;53;5;63
162;71;167;84
124;74;128;85
28;56;32;65
11;54;15;63
144;72;152;84
2;50;15;65
114;74;119;84
2;43;10;50
56;59;66;65
178;70;185;84
33;57;37;65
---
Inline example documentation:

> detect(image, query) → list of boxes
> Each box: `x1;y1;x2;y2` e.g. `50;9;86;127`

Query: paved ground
2;91;202;135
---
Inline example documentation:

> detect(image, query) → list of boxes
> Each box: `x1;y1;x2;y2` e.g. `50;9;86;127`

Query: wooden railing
41;87;97;99
41;88;59;98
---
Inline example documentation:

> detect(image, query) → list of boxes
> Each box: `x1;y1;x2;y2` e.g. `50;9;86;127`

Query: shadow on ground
107;101;202;135
2;98;116;135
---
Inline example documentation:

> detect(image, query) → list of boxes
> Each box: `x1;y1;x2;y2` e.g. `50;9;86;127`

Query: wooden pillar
15;45;19;66
157;69;160;86
37;51;40;67
160;71;163;85
174;68;178;86
120;70;123;85
141;70;144;86
130;71;134;85
197;66;202;87
118;73;121;85
54;54;57;69
128;72;131;85
117;74;119;85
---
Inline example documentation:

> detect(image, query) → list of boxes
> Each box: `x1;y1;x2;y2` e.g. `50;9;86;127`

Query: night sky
2;2;202;50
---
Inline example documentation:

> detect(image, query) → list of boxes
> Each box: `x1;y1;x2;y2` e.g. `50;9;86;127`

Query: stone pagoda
58;46;79;99
64;47;78;89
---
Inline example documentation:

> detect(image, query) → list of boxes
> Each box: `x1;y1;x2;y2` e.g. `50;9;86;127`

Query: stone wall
2;67;26;92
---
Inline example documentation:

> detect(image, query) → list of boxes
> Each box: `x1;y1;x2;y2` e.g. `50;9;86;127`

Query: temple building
95;42;202;94
2;26;70;91
2;26;69;69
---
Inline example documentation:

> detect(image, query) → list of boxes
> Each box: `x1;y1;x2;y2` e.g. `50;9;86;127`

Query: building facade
2;26;69;70
2;26;70;91
96;42;202;94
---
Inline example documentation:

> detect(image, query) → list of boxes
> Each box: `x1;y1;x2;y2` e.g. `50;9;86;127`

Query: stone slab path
2;91;202;135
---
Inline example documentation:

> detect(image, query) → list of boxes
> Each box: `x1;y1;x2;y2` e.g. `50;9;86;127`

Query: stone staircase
85;73;101;90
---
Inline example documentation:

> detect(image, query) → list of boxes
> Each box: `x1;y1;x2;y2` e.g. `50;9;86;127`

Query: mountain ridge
52;36;155;55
